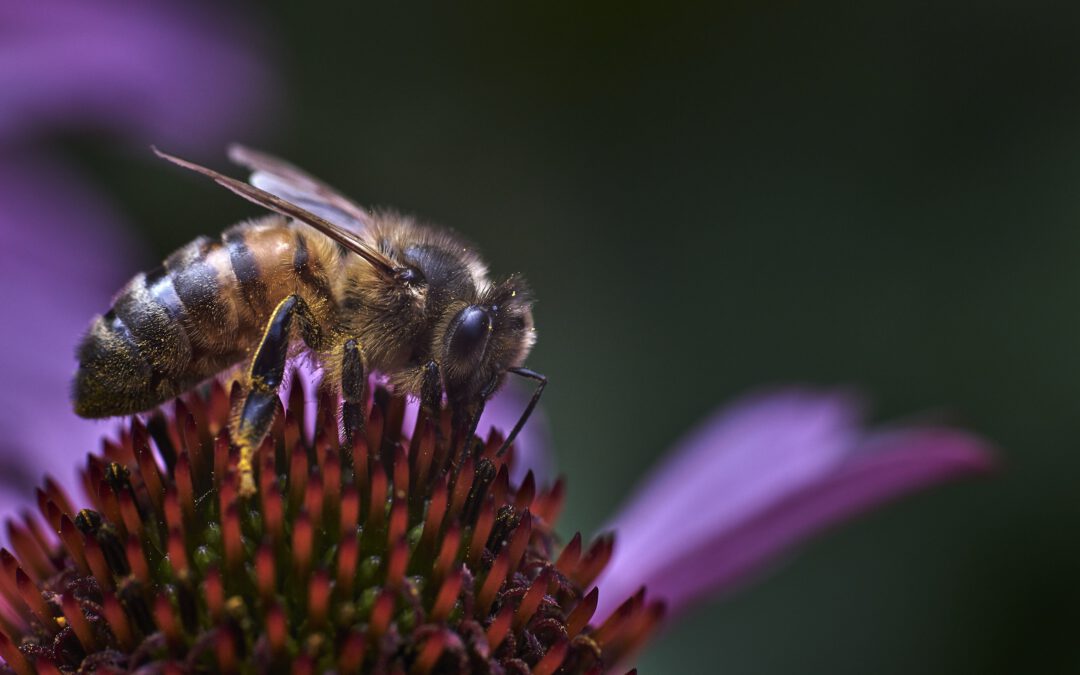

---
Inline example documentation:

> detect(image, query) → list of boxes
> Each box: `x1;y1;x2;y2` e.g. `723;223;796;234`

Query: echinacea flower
0;375;992;673
0;0;272;516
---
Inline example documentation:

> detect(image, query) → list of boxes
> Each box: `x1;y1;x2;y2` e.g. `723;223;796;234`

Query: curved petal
0;0;273;149
596;390;994;618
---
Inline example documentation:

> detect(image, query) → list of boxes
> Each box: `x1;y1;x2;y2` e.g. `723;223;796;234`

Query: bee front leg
235;294;323;497
449;376;499;469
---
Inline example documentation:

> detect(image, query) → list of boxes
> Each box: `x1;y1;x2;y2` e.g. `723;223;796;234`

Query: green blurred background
66;2;1080;672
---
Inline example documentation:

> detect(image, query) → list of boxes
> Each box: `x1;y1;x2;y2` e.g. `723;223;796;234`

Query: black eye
447;305;492;362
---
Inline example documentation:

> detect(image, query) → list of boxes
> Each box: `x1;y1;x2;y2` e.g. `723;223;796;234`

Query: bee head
439;275;535;406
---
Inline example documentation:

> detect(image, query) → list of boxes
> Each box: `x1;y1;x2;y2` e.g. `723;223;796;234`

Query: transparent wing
153;147;397;280
227;144;371;232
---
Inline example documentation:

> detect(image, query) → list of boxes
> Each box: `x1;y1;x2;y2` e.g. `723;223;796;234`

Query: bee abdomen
74;234;234;418
163;235;231;333
126;264;191;354
73;263;198;417
71;323;155;418
74;218;339;418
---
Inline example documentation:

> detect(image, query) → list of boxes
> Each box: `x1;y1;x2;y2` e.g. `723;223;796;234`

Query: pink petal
596;391;994;618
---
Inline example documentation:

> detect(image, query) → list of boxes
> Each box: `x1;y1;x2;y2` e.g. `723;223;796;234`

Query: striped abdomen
73;215;336;417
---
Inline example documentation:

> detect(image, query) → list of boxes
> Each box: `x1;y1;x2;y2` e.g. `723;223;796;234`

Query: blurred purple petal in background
0;0;272;149
0;0;272;514
0;155;136;511
595;389;994;619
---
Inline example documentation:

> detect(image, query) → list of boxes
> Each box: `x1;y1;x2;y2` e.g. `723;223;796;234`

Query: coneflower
0;376;658;674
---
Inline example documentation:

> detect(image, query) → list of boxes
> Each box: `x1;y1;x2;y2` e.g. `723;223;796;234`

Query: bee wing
153;147;398;280
227;144;371;233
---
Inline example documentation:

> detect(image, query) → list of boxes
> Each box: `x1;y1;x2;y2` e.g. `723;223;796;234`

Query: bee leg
236;294;322;497
450;376;498;470
340;338;367;447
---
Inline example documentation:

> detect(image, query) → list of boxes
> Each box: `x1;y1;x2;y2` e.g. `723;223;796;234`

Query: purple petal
599;390;862;602
595;390;993;618
0;154;140;502
0;0;273;149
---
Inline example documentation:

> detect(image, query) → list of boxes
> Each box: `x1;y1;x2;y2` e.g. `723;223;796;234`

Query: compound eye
447;305;492;362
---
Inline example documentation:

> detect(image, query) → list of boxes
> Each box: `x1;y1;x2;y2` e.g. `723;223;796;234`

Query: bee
73;146;545;495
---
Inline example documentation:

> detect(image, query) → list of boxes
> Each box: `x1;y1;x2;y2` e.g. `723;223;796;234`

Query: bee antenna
495;367;547;458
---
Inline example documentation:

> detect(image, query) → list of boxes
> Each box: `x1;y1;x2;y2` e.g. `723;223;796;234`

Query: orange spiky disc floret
0;375;663;674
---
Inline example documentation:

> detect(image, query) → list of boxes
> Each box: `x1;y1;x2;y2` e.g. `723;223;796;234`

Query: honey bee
73;146;545;495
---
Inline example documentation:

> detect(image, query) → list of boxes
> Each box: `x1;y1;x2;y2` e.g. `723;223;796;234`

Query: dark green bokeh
68;2;1080;672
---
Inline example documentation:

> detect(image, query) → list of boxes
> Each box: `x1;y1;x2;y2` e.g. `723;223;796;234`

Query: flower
0;377;992;673
0;0;272;516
